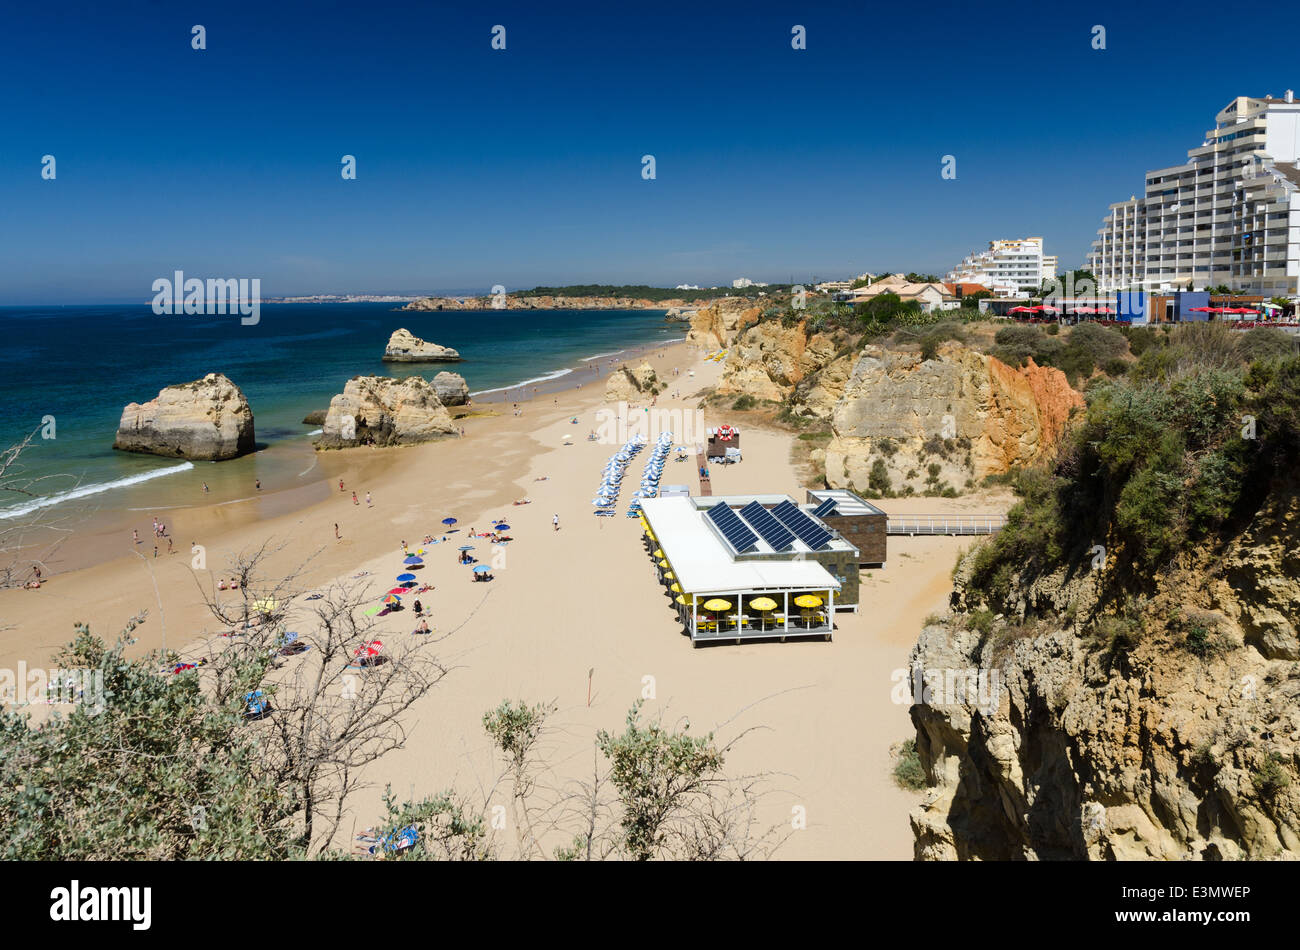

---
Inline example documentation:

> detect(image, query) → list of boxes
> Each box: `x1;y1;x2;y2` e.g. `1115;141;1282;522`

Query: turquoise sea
0;303;680;522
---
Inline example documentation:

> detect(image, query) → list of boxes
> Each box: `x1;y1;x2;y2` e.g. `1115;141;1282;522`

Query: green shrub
868;457;892;495
1250;752;1292;800
892;739;926;790
731;394;756;411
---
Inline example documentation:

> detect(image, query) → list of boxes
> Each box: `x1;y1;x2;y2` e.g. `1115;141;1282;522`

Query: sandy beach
0;340;1010;860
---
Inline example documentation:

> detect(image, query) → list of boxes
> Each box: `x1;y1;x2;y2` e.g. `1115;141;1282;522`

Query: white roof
640;497;841;597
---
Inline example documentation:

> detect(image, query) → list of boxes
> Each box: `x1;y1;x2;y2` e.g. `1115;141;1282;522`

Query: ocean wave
581;350;623;362
471;367;574;397
0;462;195;520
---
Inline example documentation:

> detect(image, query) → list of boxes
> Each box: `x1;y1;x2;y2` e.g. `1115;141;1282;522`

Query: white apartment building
731;278;769;289
1087;91;1300;297
946;238;1057;296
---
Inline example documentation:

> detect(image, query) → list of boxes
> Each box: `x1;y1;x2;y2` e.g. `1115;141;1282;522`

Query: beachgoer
553;513;560;531
202;482;209;492
335;523;341;540
167;537;174;554
352;491;359;505
255;479;262;491
339;478;345;492
132;529;139;544
413;599;423;616
219;578;228;590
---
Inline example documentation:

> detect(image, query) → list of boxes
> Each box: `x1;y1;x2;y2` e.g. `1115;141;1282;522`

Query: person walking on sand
352;491;359;505
553;513;560;531
132;529;140;544
335;523;341;540
365;491;372;507
166;537;174;554
339;478;345;492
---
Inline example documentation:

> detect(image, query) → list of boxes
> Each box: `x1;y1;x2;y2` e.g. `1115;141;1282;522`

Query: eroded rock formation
431;371;470;406
823;344;1082;495
113;373;255;460
685;299;761;349
319;375;457;448
604;362;659;402
382;328;461;362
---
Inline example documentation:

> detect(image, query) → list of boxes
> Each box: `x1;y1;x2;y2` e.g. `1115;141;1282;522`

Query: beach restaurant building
640;494;860;645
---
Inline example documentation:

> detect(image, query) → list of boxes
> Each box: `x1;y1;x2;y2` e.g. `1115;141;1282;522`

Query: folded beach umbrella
396;573;417;582
403;555;424;565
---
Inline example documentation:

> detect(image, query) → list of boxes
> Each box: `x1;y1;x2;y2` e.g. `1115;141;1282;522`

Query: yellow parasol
669;583;682;593
652;549;664;558
749;597;778;612
794;594;824;608
253;598;279;612
657;559;669;568
701;598;732;612
674;594;690;605
663;571;675;581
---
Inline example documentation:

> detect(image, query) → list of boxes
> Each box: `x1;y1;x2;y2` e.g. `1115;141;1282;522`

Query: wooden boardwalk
695;451;712;496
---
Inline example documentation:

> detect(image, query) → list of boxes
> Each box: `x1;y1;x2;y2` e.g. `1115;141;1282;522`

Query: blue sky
2;0;1297;303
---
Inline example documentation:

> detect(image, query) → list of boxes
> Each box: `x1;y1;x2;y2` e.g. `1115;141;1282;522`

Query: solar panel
738;501;795;552
811;497;838;519
771;500;834;551
705;504;758;554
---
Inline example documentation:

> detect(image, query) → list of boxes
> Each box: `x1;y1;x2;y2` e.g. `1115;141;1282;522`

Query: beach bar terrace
639;494;859;645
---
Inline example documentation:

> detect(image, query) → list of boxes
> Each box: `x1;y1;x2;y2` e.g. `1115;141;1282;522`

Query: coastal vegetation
909;323;1300;859
1;548;785;860
965;333;1300;609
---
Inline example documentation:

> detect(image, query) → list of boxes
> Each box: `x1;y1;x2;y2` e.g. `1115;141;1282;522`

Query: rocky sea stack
113;373;255;461
319;375;457;448
381;328;461;363
431;371;469;406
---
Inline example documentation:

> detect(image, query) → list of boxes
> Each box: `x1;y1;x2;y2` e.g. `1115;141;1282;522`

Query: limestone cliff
907;366;1300;860
685;299;761;349
823;344;1082;496
381;328;461;362
113;373;255;461
319;376;457;448
604;363;659;403
911;513;1300;860
713;319;841;404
